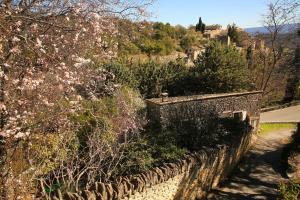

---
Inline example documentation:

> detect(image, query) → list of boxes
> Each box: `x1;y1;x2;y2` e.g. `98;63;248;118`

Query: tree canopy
193;41;253;93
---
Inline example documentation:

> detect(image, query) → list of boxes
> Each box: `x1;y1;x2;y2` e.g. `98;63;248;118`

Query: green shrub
278;181;300;200
103;61;188;98
119;129;187;175
30;133;79;174
193;41;252;93
103;62;139;89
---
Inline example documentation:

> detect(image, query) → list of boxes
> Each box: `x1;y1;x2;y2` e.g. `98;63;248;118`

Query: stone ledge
146;91;263;105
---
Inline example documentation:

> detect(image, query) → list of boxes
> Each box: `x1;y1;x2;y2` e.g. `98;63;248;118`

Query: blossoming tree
0;0;153;199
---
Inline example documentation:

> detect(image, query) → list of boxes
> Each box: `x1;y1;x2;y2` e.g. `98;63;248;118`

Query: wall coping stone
146;91;263;105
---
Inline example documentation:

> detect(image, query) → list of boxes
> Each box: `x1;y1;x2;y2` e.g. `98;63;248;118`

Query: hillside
117;20;206;58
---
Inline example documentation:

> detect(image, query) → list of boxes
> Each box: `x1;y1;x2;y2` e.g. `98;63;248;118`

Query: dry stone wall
66;130;255;200
64;91;263;200
146;91;262;132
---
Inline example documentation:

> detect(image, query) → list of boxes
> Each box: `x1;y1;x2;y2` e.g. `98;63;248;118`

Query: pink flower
36;38;42;48
9;46;21;54
0;103;6;110
15;21;22;27
12;37;20;43
31;23;38;31
0;131;8;138
14;132;25;139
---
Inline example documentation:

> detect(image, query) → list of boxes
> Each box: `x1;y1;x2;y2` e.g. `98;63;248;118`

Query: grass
259;123;297;135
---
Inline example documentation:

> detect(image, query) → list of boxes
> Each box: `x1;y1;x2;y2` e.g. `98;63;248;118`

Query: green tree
195;17;206;33
193;41;252;93
227;23;241;45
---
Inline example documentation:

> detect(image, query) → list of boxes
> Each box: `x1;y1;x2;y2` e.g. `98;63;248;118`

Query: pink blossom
31;23;38;31
9;46;21;54
12;37;21;43
35;38;42;48
0;131;8;138
15;21;22;27
0;103;6;110
14;132;25;139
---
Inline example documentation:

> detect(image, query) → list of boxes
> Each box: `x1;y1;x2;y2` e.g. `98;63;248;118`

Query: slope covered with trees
117;20;205;57
0;0;299;199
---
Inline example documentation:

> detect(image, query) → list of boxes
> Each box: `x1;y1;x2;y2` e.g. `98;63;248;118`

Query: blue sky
150;0;269;28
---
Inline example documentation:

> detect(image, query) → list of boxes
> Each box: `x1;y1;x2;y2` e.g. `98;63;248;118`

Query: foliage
103;62;139;89
227;23;242;45
117;21;200;57
103;60;188;99
170;41;252;95
0;0;152;139
281;123;300;184
37;86;145;197
180;32;198;50
120;130;187;175
0;1;153;198
278;181;300;200
133;61;186;98
104;42;253;98
196;17;206;33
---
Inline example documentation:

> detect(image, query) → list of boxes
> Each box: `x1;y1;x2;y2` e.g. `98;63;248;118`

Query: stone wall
146;91;262;132
66;129;255;200
65;91;263;200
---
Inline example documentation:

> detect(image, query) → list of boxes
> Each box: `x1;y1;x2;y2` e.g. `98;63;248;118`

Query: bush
119;129;187;175
104;46;253;98
278;181;300;200
35;86;145;196
103;61;188;98
194;41;252;92
281;123;300;182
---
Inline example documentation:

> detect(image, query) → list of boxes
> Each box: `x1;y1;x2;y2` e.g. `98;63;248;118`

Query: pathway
260;105;300;123
207;128;295;200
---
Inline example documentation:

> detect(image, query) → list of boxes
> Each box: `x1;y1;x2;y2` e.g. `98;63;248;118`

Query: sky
149;0;269;28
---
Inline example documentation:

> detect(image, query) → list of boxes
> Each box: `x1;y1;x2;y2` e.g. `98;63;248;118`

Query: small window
233;111;247;121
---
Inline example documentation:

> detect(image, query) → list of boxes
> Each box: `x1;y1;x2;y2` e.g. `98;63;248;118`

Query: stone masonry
65;91;263;200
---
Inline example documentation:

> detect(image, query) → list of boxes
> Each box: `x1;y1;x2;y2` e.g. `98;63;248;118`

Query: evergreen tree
227;23;241;45
193;41;252;93
196;17;206;33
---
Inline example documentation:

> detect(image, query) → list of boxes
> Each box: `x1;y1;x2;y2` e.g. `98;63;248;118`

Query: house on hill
204;24;226;39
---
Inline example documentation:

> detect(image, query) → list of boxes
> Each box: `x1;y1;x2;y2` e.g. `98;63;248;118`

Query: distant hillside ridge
245;23;300;35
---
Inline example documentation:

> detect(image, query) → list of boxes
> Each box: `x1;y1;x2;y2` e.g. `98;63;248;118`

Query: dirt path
207;128;295;200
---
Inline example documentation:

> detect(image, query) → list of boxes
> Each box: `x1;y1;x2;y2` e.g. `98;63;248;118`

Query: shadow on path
207;129;294;200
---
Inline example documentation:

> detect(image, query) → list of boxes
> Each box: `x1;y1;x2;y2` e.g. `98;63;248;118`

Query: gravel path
207;128;295;200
